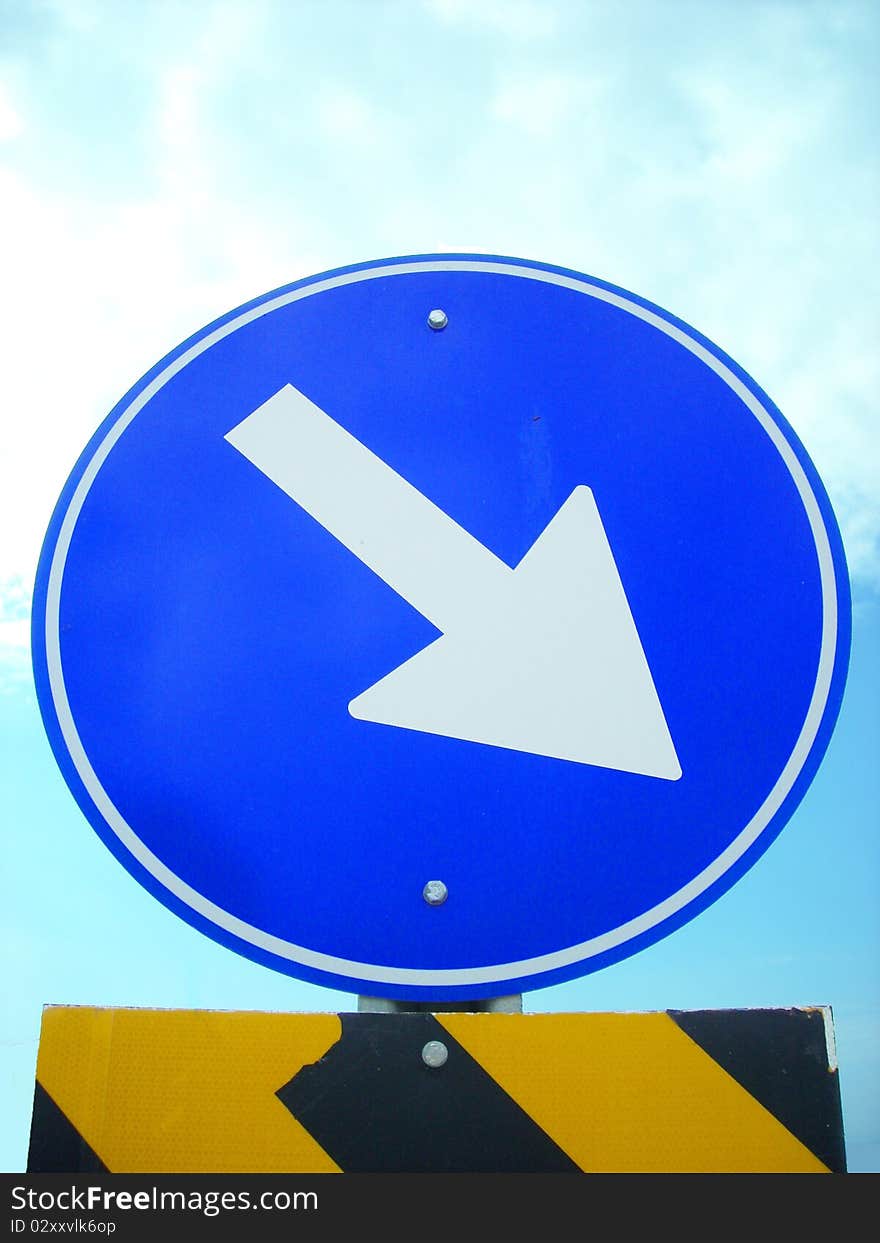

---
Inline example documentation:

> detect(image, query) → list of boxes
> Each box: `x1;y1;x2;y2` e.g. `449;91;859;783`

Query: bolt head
423;880;448;906
422;1040;449;1068
427;309;448;331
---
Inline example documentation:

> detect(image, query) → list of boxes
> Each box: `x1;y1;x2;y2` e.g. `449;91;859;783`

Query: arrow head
349;486;682;779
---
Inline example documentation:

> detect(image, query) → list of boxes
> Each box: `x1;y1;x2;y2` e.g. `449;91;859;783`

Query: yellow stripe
439;1012;829;1173
36;1007;342;1173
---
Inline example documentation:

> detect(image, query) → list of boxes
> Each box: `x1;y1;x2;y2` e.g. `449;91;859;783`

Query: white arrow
225;384;681;779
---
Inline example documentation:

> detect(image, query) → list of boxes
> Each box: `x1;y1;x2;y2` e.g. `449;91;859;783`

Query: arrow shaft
225;385;509;633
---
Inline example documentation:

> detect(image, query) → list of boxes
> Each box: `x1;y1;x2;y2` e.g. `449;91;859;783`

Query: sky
1;0;878;1174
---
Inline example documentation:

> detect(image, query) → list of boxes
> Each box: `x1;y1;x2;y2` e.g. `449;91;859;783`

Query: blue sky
1;0;878;1173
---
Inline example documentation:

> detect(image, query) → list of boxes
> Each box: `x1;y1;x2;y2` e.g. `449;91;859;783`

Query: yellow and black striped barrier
27;1006;845;1173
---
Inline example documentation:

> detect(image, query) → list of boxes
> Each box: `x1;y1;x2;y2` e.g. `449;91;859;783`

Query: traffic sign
29;1005;845;1173
31;254;851;999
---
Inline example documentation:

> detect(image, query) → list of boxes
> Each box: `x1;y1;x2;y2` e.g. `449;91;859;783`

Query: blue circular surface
31;255;851;998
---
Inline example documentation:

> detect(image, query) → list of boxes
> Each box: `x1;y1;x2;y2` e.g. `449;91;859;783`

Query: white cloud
0;577;31;696
38;0;103;33
316;86;392;150
0;83;24;142
425;0;557;40
491;71;605;138
776;326;880;580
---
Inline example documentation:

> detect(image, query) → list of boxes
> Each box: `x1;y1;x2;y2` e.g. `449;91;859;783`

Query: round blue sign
32;255;851;999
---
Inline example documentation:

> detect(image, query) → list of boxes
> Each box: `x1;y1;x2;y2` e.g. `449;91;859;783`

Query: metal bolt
427;309;448;331
423;880;448;906
422;1040;449;1068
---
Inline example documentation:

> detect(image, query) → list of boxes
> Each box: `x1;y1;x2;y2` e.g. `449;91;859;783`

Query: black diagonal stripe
276;1013;580;1172
670;1008;846;1173
27;1081;109;1173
